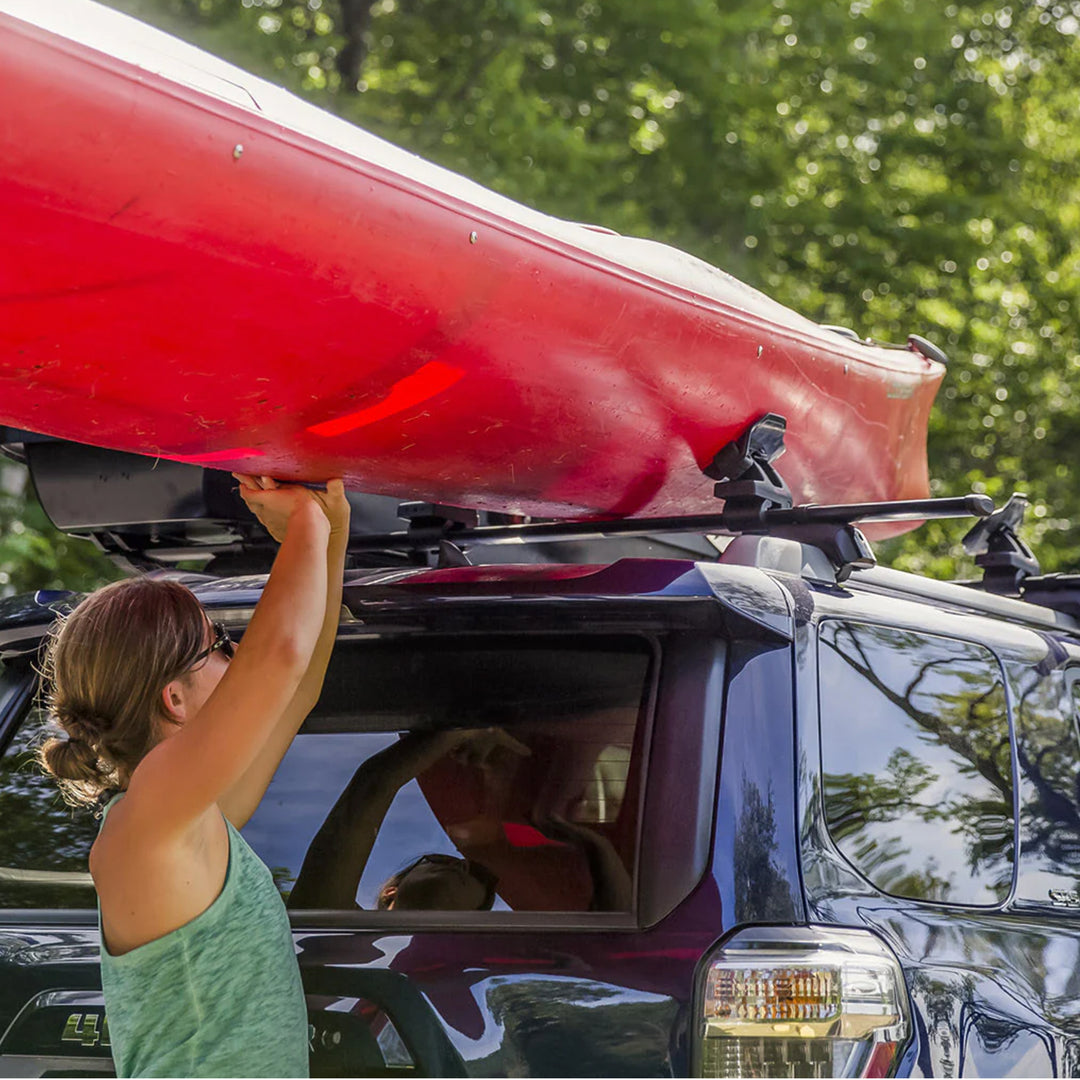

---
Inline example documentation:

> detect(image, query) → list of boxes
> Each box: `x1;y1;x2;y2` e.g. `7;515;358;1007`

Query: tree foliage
0;467;123;597
6;0;1080;589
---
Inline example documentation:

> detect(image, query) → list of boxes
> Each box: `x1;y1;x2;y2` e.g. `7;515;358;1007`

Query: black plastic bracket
398;502;478;530
399;498;479;561
961;493;1040;595
705;413;793;530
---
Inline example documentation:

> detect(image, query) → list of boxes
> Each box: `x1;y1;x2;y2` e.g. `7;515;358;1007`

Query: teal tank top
97;794;310;1078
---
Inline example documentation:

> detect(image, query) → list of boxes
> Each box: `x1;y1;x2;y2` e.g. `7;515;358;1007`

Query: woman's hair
37;577;209;810
377;853;497;911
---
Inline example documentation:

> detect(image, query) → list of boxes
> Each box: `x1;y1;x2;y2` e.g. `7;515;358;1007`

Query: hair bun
54;706;105;746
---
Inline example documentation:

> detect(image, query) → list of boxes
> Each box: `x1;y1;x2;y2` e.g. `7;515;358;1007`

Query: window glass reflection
819;622;1013;905
1011;663;1080;900
252;635;650;913
0;704;98;908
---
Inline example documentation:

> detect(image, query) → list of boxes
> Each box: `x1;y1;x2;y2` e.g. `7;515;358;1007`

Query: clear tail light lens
696;926;910;1078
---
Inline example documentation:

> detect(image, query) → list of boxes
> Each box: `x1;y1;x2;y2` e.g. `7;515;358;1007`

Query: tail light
695;925;910;1078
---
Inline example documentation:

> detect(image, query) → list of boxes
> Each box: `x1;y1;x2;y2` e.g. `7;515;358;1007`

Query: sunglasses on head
187;621;234;670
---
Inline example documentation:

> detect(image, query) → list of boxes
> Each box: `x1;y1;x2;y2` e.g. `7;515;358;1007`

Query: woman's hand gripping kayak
233;475;350;545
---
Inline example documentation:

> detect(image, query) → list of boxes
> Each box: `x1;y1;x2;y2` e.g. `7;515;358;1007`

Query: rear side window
818;621;1014;906
0;635;651;914
1008;661;1080;903
249;634;652;915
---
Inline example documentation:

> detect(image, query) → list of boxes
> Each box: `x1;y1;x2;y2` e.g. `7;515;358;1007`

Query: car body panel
3;557;1080;1075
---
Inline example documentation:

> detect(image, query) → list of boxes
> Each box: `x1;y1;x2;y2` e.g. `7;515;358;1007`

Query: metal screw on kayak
757;345;763;358
469;231;479;244
233;144;244;160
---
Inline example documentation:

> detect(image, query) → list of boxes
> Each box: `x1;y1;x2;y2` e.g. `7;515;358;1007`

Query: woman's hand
233;474;326;543
310;478;351;539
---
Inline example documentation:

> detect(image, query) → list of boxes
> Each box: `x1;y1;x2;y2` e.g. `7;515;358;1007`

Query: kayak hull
0;2;944;530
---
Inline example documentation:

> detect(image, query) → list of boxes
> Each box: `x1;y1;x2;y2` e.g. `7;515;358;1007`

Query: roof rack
7;418;994;580
361;415;992;580
951;491;1080;621
956;491;1080;618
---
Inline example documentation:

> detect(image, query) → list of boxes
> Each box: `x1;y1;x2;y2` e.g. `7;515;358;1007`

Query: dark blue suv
1;441;1079;1078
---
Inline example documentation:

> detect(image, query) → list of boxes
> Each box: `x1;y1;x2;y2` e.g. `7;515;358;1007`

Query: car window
1008;659;1080;905
0;635;652;913
818;621;1014;906
247;634;652;914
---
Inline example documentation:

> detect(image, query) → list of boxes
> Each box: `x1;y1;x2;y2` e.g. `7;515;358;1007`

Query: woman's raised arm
125;487;330;839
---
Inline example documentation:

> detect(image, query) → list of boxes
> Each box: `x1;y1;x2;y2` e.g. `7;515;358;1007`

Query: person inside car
288;726;525;911
37;474;350;1079
288;725;631;912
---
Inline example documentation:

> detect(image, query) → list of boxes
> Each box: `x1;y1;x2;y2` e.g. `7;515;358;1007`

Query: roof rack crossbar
352;495;992;555
367;410;992;581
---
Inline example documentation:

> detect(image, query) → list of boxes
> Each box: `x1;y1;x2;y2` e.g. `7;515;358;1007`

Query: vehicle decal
61;1012;110;1050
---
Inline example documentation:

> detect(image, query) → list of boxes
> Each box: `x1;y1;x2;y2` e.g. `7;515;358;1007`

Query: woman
38;474;350;1079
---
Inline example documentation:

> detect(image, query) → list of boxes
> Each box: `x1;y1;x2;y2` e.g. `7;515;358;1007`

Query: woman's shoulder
91;792;219;883
89;793;139;883
93;797;231;955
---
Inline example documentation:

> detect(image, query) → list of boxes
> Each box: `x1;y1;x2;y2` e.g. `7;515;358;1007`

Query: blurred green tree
0;463;123;597
6;0;1080;589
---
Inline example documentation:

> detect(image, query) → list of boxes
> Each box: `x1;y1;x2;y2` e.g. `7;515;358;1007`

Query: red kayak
0;0;944;528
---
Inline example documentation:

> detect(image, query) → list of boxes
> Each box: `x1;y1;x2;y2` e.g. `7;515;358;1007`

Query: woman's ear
160;679;186;723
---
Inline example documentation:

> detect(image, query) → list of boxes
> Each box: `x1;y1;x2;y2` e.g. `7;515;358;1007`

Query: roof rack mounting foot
704;414;872;580
962;493;1040;595
705;413;793;530
773;523;876;583
436;539;472;569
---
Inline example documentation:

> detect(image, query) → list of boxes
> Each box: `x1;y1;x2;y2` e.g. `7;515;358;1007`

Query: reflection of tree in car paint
731;777;798;922
819;622;1013;905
